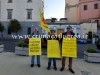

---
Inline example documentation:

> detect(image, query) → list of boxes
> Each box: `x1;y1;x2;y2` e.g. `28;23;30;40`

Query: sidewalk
0;52;100;75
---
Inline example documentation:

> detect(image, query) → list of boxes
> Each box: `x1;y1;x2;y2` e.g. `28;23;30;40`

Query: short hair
67;25;72;29
50;30;55;33
66;27;70;29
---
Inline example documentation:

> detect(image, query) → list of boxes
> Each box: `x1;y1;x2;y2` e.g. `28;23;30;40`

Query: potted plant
15;39;29;56
0;42;4;52
84;47;100;62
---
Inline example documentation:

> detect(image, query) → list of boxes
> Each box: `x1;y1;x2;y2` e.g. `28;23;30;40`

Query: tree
8;19;21;34
0;22;4;38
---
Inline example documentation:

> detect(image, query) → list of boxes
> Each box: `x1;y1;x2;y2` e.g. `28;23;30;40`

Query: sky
44;0;65;20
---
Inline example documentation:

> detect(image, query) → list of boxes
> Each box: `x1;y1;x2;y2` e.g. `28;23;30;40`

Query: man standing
30;28;41;68
60;26;75;74
47;30;59;71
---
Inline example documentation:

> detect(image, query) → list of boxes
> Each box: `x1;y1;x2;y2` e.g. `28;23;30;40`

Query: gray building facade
0;0;44;38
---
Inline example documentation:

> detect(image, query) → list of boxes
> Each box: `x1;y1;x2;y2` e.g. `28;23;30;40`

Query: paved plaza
0;52;100;75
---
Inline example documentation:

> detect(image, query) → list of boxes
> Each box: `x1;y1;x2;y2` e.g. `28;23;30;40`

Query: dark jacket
60;31;75;45
48;35;59;40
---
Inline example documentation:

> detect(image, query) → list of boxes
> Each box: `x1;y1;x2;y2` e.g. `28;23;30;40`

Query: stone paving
0;52;100;75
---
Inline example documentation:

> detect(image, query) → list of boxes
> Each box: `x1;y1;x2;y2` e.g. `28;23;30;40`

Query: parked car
95;38;100;49
77;38;87;44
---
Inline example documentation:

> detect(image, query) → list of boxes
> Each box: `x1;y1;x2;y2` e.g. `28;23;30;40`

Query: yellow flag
40;10;50;32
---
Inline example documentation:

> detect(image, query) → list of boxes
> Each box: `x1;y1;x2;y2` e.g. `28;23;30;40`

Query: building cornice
79;0;100;4
65;3;78;9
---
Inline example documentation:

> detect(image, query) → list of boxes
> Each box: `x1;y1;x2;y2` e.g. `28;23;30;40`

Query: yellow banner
47;40;60;58
62;38;77;58
29;38;41;56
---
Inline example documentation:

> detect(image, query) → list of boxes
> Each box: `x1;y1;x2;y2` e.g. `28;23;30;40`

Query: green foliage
86;47;97;53
0;22;4;32
17;40;28;48
8;19;21;33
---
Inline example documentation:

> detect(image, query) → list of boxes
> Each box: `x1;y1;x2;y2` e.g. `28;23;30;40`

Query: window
27;0;32;3
94;3;98;9
7;9;13;19
27;9;32;19
27;27;31;35
84;5;87;10
8;0;13;3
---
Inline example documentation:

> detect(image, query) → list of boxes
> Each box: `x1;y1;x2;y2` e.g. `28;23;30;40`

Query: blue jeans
48;58;56;67
31;55;40;64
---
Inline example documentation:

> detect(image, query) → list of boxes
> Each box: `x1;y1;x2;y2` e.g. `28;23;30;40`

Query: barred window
94;3;98;9
84;5;88;10
7;9;13;19
27;9;32;19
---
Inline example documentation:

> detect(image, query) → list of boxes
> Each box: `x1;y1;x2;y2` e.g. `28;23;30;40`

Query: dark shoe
47;67;50;70
30;64;34;67
60;67;64;71
54;67;57;71
69;68;75;74
37;64;41;67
